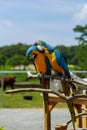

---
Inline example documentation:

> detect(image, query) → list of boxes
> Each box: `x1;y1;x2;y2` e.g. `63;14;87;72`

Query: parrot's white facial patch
37;45;43;52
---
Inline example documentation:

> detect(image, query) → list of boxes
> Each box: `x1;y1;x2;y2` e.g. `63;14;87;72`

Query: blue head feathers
26;45;37;58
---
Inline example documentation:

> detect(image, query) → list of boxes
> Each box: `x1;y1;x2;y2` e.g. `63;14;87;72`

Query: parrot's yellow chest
43;47;65;75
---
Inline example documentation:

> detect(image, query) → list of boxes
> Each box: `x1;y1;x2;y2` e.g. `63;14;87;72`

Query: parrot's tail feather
61;80;76;129
67;101;76;130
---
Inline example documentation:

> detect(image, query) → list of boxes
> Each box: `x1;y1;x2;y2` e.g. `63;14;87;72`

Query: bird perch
6;87;87;102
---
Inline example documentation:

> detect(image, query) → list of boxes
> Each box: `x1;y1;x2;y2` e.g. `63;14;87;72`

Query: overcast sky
0;0;87;47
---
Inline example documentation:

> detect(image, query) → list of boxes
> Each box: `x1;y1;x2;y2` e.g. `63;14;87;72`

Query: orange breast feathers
42;47;65;75
31;50;47;74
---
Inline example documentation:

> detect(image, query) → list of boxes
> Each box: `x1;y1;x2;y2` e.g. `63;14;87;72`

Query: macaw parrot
33;40;76;129
26;45;51;75
34;40;71;78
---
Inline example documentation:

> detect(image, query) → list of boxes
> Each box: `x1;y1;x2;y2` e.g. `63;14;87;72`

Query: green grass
0;127;4;130
0;66;67;108
0;90;43;108
0;88;67;108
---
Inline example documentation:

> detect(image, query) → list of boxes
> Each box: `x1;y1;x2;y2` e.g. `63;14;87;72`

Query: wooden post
41;78;51;130
55;124;67;130
82;104;87;128
74;104;82;128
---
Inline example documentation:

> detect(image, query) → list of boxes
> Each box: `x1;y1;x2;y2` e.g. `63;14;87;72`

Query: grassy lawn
0;88;67;108
4;91;43;108
0;69;67;108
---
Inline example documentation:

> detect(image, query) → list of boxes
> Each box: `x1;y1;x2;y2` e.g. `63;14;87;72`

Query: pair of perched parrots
26;40;70;77
26;40;76;129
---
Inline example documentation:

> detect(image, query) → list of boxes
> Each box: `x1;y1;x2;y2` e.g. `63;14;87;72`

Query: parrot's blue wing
54;49;71;78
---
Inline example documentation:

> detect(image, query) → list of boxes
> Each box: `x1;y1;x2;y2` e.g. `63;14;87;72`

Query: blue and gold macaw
34;40;71;78
26;45;51;75
33;40;76;129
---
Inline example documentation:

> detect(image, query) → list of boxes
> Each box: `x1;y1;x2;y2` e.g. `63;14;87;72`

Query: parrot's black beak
28;54;36;60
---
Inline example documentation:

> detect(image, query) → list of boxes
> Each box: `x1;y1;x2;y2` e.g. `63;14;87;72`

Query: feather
26;45;51;75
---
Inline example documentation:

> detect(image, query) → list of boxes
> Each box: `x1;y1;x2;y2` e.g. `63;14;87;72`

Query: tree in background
73;24;87;44
73;24;87;70
0;41;86;70
0;43;30;67
0;55;6;66
78;43;87;70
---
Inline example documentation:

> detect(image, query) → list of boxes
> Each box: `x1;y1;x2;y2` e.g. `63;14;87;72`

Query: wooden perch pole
41;78;51;130
55;124;67;130
5;73;87;130
6;88;87;101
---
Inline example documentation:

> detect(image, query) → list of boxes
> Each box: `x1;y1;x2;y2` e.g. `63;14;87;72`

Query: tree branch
6;88;69;101
67;112;87;125
6;87;87;102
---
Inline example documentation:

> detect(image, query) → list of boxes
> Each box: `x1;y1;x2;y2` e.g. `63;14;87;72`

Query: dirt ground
0;108;72;130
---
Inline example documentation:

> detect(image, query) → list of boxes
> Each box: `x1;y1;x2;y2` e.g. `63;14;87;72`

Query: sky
0;0;87;47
